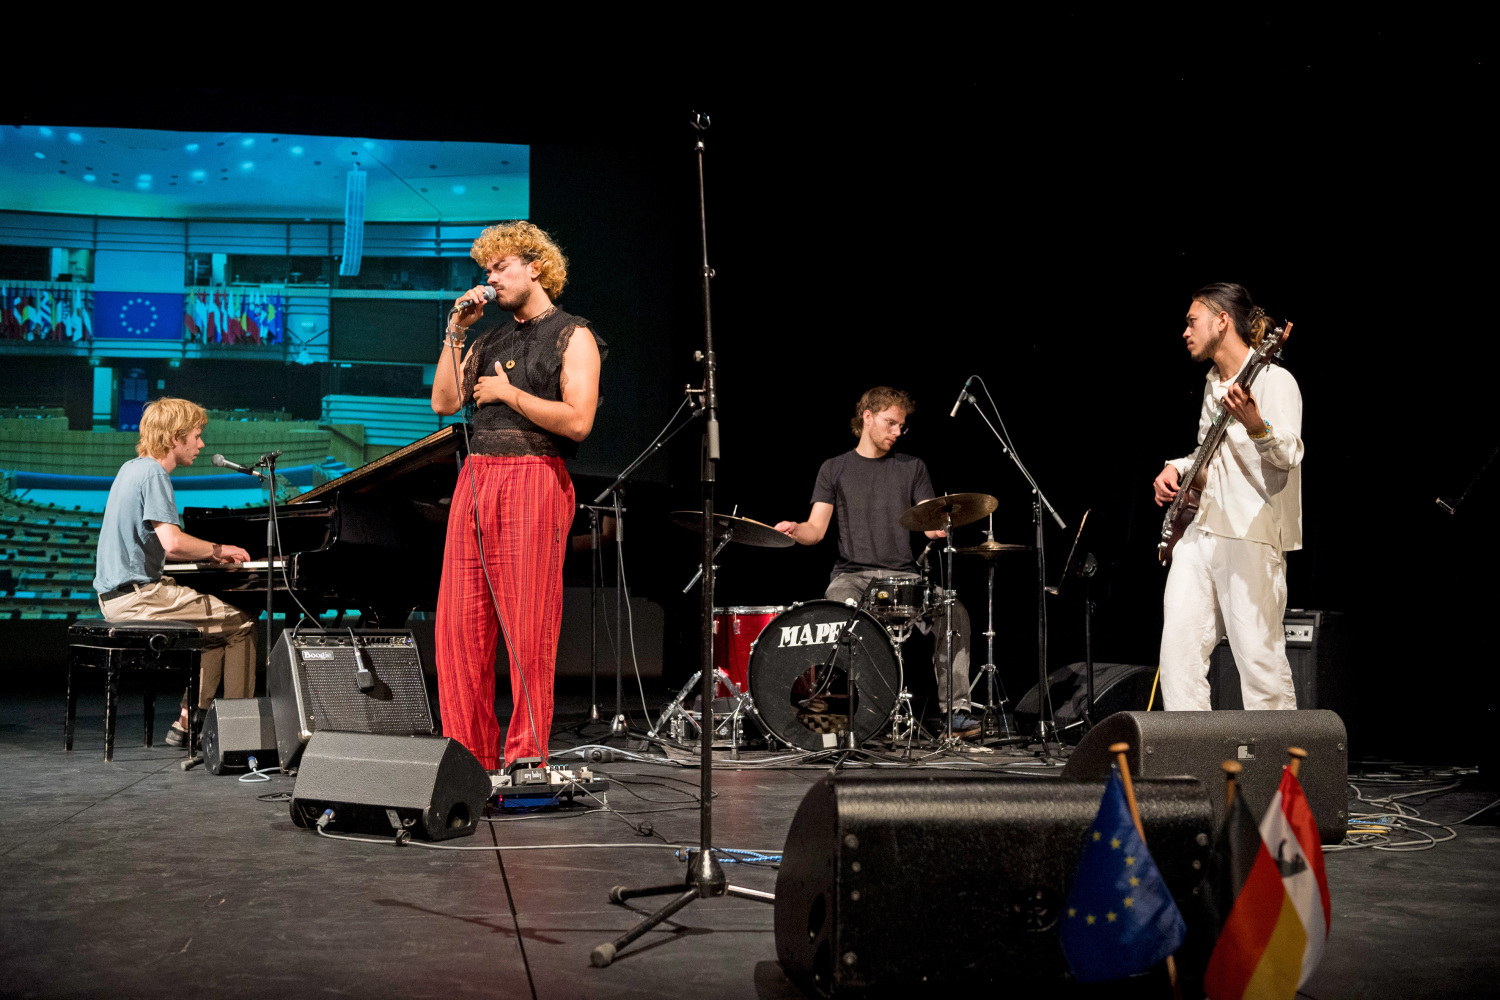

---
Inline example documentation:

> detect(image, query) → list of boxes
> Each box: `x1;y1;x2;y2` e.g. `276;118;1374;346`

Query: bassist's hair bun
1194;283;1275;349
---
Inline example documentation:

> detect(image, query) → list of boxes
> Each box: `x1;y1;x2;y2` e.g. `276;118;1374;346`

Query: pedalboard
491;764;610;809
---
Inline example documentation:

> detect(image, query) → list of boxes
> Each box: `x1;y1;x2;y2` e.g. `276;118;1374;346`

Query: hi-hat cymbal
953;540;1031;558
669;511;795;548
899;493;999;533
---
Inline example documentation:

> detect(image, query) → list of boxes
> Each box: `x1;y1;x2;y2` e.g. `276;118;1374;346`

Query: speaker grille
297;644;433;735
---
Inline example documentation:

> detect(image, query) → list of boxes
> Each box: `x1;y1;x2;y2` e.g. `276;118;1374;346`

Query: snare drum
712;606;786;696
862;575;928;623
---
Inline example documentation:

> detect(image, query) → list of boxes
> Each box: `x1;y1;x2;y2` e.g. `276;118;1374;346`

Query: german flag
1203;767;1331;999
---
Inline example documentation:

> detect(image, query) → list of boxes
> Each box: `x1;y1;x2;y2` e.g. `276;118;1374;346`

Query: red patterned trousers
435;454;574;769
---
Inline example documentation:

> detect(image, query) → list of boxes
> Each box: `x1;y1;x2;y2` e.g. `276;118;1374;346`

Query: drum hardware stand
593;114;771;970
680;513;735;594
953;382;1068;756
577;384;705;742
650;668;778;757
971;516;1020;744
936;508;965;750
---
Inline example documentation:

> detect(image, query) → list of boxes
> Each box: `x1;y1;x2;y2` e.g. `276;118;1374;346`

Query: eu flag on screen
1058;770;1186;983
95;292;184;340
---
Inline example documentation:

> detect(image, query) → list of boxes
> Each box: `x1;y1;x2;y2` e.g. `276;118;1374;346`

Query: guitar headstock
1258;320;1292;364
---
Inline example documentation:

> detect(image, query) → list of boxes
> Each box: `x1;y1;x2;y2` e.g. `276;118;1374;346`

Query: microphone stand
592;112;772;971
954;387;1067;755
578;399;702;739
1047;510;1098;731
216;452;279;673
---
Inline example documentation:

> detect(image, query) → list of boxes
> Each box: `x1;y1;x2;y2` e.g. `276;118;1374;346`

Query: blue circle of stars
119;297;159;336
1066;829;1142;927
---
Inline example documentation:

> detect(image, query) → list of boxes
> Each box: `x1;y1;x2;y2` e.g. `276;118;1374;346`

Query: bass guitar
1157;321;1292;568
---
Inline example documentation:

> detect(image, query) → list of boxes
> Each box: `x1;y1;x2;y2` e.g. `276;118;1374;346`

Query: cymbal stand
972;516;1018;742
593;114;772;970
937;508;962;749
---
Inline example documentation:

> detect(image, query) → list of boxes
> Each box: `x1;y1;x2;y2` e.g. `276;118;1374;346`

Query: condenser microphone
949;377;974;418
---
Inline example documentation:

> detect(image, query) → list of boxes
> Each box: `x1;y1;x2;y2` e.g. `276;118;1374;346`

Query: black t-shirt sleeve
811;457;838;506
911;459;936;506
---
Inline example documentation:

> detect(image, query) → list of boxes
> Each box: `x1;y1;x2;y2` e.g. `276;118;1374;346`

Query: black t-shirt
812;449;936;579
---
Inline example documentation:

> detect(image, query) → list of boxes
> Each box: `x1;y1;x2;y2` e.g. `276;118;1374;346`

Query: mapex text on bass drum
747;601;901;751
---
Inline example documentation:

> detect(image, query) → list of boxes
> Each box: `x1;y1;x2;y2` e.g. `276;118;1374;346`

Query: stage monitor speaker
289;731;489;841
202;697;278;775
1062;710;1348;844
268;629;434;772
1015;661;1159;731
1208;609;1347;713
774;773;1213;997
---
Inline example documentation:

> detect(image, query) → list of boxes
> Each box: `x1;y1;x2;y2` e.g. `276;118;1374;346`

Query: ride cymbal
899;493;999;532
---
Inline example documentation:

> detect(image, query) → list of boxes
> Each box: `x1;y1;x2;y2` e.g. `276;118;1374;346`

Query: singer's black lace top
460;306;606;458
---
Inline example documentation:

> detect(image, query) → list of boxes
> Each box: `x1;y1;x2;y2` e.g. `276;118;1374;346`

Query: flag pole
1111;742;1183;1000
1221;759;1243;813
1287;745;1307;777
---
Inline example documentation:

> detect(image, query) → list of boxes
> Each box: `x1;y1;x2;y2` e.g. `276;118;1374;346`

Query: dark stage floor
2;690;1498;999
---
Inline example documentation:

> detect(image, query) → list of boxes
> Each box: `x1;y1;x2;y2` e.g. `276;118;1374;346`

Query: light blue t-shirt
94;457;180;594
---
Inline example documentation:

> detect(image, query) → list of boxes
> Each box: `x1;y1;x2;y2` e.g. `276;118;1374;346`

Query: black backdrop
7;19;1493;760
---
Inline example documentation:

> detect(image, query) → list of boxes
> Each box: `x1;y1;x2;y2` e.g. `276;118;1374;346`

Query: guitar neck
1170;355;1277;503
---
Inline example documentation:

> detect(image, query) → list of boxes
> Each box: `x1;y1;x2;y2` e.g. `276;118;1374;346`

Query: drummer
774;387;977;736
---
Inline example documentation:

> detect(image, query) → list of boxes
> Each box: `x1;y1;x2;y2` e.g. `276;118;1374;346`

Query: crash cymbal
953;540;1032;558
669;511;795;548
899;493;999;533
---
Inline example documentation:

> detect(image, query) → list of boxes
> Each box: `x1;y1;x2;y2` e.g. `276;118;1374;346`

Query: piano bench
66;620;206;763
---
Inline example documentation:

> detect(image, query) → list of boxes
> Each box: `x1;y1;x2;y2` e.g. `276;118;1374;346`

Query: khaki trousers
98;576;256;711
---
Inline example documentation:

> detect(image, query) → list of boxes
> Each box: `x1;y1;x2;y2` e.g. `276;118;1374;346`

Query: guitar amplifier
1209;610;1347;714
268;629;435;773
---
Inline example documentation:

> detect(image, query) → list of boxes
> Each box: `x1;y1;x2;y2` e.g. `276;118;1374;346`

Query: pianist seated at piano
92;398;256;748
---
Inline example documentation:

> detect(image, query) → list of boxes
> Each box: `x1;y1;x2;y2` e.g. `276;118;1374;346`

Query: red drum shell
711;606;786;696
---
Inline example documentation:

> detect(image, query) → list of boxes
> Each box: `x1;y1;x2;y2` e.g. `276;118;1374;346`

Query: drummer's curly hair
850;387;916;437
470;220;569;300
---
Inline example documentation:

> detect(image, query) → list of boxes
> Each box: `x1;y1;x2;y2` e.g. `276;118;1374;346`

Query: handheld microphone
458;286;497;311
949;377;974;418
212;454;264;478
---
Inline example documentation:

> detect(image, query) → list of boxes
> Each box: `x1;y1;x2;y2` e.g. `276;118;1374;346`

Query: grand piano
173;425;467;627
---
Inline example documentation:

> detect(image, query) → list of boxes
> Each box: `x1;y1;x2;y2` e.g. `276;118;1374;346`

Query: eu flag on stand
1059;770;1186;983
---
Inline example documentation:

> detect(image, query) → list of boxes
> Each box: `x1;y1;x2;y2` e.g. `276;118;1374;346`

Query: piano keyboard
165;558;288;572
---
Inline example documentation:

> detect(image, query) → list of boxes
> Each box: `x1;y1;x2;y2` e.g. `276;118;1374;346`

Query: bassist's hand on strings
1222;384;1264;430
1153;465;1180;507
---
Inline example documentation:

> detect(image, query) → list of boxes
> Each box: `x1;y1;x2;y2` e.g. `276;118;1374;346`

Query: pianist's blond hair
136;397;209;459
470;221;568;300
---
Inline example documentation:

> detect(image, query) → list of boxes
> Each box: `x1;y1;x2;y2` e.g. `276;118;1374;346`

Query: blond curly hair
136;397;208;459
470;221;569;300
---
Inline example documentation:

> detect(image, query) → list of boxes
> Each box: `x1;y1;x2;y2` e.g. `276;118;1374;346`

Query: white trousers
1159;524;1296;711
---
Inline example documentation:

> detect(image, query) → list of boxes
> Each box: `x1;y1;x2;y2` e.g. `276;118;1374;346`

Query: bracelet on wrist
1247;420;1272;440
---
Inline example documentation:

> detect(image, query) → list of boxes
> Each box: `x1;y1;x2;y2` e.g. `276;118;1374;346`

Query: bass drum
748;601;901;752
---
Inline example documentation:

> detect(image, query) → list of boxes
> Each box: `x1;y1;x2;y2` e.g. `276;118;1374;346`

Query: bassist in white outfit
1152;283;1304;710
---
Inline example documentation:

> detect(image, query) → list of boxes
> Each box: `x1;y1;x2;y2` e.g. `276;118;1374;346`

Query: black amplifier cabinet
1209;609;1347;714
774;773;1214;996
267;629;434;773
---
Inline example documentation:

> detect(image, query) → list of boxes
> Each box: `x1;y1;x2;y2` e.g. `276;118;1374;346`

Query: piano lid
291;424;469;505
